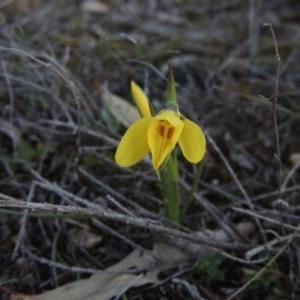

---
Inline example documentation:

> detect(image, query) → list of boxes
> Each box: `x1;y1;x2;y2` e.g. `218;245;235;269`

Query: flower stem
161;63;180;224
161;151;180;224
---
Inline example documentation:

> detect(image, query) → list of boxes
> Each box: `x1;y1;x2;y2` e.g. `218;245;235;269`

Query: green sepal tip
167;62;178;106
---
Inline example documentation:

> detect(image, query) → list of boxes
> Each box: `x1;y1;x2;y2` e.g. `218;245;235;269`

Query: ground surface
1;1;300;299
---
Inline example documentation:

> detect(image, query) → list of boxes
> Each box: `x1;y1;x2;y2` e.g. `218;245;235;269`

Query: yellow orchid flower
115;103;206;171
117;67;205;223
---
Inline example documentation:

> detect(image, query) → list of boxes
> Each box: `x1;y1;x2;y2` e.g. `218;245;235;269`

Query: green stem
160;62;181;224
180;154;206;222
161;151;180;224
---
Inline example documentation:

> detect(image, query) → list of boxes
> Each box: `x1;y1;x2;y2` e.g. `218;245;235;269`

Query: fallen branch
0;192;252;251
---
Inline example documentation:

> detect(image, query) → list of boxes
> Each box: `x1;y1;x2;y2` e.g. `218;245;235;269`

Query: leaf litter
1;1;300;300
11;222;254;300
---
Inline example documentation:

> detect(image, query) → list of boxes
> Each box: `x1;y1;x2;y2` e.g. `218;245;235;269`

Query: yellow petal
178;117;206;163
131;81;152;118
115;117;152;167
148;115;183;170
154;110;182;127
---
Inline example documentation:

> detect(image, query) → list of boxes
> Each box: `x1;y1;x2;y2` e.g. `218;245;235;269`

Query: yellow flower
115;104;206;170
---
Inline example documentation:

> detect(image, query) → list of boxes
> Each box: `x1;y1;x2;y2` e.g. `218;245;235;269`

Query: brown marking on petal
158;123;165;136
157;120;175;140
167;127;174;139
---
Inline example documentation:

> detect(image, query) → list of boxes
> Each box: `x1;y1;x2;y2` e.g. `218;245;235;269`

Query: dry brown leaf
71;228;102;248
81;1;110;14
0;118;21;145
289;153;300;165
11;222;254;300
100;86;140;128
11;249;158;300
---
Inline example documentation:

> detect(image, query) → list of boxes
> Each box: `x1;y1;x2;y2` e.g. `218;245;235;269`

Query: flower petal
148;117;183;170
131;81;152;118
178;117;206;163
154;110;182;127
115;117;152;167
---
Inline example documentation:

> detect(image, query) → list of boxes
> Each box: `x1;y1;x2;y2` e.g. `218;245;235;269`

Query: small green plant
197;252;225;283
17;140;54;162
